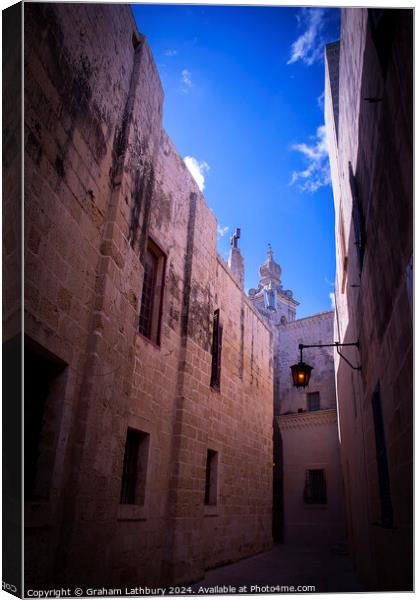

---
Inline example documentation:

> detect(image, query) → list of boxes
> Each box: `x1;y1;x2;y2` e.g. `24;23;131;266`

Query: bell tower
248;245;299;325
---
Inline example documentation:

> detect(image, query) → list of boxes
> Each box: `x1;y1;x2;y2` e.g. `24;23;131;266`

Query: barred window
120;428;150;505
304;469;327;504
307;391;320;412
139;239;166;344
210;309;223;390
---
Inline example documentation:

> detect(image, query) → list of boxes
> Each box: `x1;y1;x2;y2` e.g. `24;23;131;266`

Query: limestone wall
325;8;413;591
275;311;336;416
274;311;345;546
24;3;272;590
277;410;346;546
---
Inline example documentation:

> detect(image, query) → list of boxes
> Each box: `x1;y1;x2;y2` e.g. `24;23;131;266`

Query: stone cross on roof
230;228;241;248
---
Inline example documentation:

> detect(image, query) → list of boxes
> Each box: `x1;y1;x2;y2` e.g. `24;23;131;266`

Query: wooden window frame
210;309;223;391
138;238;166;345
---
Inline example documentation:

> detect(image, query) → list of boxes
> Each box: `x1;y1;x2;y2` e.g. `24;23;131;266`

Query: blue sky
132;4;340;318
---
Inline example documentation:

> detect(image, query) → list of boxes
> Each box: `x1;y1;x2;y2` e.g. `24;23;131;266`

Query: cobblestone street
191;544;363;594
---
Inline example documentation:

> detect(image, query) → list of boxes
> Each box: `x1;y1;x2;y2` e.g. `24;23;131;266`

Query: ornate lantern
290;361;313;388
290;342;360;388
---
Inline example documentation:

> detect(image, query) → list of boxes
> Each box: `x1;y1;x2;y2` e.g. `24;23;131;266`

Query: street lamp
290;342;360;388
291;360;313;388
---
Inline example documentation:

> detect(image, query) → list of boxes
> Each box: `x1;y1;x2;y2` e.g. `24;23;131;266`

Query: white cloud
289;124;331;193
317;90;325;111
324;277;335;308
184;156;210;192
164;49;178;56
287;8;327;66
217;225;229;239
180;69;192;92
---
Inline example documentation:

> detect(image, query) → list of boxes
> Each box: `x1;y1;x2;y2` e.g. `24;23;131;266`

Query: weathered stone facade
325;8;413;591
23;3;273;590
274;312;346;546
275;312;336;415
249;252;345;547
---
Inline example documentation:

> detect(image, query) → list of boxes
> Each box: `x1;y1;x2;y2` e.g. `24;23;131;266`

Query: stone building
23;3;273;590
325;8;413;591
249;252;346;546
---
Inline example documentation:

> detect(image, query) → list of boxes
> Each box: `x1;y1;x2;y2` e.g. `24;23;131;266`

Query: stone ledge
279;310;334;330
277;408;337;429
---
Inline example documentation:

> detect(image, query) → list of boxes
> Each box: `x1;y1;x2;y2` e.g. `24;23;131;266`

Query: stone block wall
276;311;336;416
274;311;345;546
325;8;413;591
23;3;273;590
277;410;346;546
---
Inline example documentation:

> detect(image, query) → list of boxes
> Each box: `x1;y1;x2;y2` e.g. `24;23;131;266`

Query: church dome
259;245;282;287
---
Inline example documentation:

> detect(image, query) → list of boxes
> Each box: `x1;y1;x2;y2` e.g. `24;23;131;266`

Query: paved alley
191;544;363;594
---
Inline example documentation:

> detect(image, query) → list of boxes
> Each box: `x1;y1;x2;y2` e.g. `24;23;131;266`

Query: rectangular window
210;309;223;390
304;469;327;504
339;208;348;293
120;428;150;505
307;391;320;412
204;449;218;505
372;384;393;527
349;162;365;273
139;238;166;345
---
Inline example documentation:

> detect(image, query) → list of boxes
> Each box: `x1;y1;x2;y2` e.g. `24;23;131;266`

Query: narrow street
14;3;412;594
191;544;363;594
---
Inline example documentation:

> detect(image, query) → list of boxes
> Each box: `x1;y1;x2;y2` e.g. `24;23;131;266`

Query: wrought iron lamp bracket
298;341;361;371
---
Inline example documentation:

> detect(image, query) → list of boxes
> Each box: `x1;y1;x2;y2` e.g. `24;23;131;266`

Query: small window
307;391;320;412
304;469;327;504
372;384;393;527
120;428;150;505
204;449;218;505
139;239;166;345
210;309;223;390
339;208;348;293
349;162;365;273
